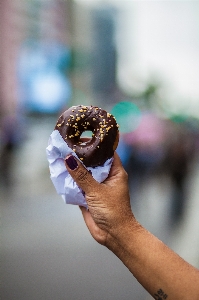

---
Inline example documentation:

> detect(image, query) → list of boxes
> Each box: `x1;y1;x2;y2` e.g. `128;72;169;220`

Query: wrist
105;214;142;254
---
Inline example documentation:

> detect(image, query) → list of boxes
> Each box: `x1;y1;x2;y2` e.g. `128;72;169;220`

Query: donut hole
80;130;93;144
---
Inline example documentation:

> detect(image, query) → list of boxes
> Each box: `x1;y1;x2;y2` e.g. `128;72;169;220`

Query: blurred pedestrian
166;125;195;225
0;112;24;187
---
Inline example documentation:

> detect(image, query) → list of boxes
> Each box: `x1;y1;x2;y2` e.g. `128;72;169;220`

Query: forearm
69;151;199;299
106;218;199;300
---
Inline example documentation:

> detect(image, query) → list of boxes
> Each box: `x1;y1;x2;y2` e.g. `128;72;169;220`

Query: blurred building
0;0;23;120
0;0;25;185
18;0;72;114
0;0;72;115
0;0;72;185
90;6;117;106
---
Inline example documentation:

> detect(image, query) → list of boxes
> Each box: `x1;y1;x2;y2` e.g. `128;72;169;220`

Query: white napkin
46;130;113;208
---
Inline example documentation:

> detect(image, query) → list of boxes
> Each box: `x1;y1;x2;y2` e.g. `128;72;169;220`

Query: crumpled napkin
46;130;113;208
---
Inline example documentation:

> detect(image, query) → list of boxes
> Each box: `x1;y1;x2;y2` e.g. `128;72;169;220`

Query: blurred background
1;0;199;299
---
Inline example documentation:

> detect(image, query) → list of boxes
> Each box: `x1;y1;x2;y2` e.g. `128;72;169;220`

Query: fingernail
65;155;78;170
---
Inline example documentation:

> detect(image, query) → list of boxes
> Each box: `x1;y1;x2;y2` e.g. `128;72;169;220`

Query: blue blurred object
116;136;132;168
29;69;71;113
111;101;141;133
18;40;72;114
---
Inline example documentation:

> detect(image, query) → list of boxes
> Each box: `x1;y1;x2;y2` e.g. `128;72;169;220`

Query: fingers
79;206;94;229
112;151;124;169
107;151;127;178
79;206;108;245
65;154;100;194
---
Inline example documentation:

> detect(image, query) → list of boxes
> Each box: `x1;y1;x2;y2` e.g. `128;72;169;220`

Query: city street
1;116;199;300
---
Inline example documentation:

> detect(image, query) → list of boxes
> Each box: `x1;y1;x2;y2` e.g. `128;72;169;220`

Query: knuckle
76;169;89;182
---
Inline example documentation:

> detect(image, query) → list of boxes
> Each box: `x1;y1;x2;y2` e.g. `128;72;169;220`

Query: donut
55;105;119;167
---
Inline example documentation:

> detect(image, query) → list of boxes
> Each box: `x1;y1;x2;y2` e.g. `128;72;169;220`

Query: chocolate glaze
55;105;119;167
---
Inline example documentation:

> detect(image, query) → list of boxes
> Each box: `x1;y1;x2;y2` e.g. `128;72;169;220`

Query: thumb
64;155;100;194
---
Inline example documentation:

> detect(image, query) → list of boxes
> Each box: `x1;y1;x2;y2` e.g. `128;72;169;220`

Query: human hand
64;151;135;246
65;144;199;300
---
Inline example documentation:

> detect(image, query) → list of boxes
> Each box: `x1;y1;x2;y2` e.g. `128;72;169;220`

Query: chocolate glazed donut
55;105;119;167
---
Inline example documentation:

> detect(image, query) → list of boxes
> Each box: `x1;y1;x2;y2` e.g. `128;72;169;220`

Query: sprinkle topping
55;104;119;167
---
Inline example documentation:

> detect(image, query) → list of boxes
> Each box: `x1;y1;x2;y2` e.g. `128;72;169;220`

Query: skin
65;152;199;300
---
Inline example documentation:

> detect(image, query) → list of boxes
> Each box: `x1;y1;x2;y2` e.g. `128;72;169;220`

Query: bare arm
65;152;199;300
